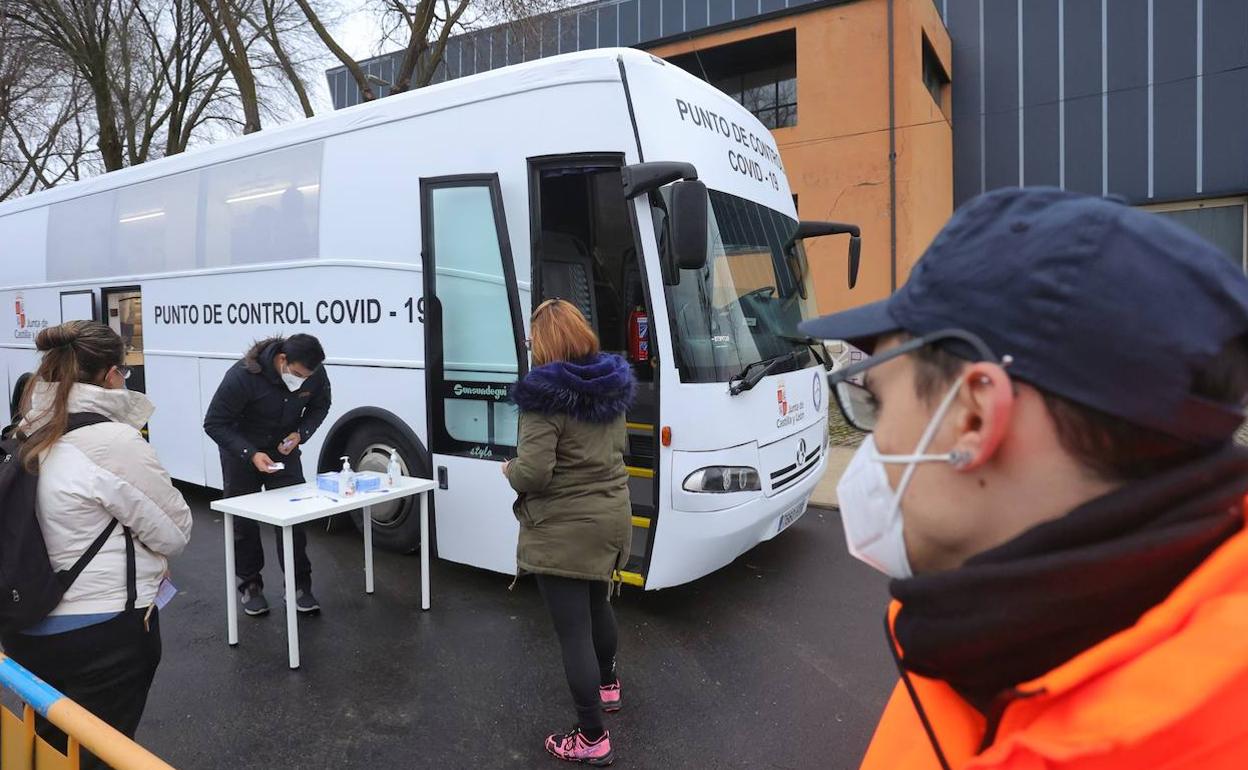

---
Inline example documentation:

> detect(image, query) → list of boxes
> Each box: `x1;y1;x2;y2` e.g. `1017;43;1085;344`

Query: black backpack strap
124;526;137;612
65;412;112;432
59;519;119;589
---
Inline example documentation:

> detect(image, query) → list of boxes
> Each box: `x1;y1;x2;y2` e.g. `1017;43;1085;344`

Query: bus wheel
343;424;428;553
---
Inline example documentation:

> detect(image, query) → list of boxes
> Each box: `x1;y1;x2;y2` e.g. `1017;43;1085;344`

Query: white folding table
209;476;437;669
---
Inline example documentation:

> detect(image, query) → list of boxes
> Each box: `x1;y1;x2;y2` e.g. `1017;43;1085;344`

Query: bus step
630;515;651;529
614;570;645;587
614;555;647;588
626;466;655;479
626;423;657;466
626;443;655;466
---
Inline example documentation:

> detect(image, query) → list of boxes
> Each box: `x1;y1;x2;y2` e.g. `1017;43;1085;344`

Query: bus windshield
662;190;820;384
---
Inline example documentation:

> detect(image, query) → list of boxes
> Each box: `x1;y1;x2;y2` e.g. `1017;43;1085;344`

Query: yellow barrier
0;653;175;770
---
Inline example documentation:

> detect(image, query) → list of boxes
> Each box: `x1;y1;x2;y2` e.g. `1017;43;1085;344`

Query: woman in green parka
503;299;635;767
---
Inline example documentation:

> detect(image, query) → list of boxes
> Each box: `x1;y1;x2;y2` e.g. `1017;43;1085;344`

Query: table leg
420;491;430;611
224;513;238;647
283;525;299;670
363;505;374;594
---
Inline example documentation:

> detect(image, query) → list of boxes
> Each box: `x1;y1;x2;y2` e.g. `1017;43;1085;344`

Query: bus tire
342;423;428;554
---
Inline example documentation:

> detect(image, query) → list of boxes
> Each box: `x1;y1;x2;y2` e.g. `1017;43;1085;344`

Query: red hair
530;299;599;366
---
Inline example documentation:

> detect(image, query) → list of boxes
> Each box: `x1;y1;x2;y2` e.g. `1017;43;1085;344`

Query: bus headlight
682;466;761;494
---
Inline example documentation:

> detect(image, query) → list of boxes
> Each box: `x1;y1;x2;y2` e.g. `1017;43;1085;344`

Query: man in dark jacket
204;334;331;616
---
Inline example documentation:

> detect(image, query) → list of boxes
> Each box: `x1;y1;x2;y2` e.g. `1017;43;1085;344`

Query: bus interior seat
540;231;597;327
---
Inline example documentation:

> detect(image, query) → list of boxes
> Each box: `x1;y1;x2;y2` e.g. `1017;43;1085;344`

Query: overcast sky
334;0;391;61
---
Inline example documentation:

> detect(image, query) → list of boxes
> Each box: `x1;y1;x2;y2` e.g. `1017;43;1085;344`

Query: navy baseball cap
799;187;1248;445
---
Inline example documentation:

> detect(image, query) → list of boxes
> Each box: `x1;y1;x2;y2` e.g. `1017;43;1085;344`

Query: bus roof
0;48;646;219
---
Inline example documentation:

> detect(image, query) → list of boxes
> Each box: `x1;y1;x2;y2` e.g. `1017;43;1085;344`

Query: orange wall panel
649;0;953;317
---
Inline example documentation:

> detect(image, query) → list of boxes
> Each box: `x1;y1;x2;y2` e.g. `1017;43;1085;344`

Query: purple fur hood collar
510;353;636;423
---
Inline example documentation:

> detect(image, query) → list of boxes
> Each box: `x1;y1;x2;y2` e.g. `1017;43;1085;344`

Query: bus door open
102;287;146;393
420;173;528;575
529;155;658;589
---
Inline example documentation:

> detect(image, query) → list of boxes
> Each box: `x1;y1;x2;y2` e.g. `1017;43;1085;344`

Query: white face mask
835;379;967;579
281;364;307;392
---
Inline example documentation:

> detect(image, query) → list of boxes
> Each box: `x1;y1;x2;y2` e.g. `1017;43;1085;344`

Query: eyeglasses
827;329;1004;432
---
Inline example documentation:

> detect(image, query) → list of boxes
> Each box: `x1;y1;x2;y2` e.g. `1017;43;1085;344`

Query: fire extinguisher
628;306;649;363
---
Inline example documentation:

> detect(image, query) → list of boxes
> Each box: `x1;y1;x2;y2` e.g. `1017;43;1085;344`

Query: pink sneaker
544;727;614;766
599;680;622;713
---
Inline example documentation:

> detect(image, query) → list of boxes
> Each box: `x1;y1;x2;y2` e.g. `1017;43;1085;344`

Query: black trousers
2;608;161;770
222;454;311;591
536;575;619;734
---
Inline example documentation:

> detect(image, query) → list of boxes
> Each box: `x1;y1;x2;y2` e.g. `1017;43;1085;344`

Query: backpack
0;412;119;635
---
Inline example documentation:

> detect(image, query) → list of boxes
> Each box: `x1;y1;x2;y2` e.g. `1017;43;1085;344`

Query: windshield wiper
779;335;827;368
728;351;798;396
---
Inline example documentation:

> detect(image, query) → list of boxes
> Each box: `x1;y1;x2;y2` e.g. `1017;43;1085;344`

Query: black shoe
241;586;269;616
295;588;321;614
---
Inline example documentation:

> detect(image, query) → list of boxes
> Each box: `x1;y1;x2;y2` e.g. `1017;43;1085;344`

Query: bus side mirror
848;235;861;289
795;221;862;289
669;180;708;271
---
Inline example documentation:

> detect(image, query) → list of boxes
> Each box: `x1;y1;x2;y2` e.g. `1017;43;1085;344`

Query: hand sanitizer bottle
387;449;401;487
339;456;357;497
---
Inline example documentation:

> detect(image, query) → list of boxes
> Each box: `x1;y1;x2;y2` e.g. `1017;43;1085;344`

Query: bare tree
0;8;96;199
6;0;131;170
251;0;316;117
133;0;234;155
295;0;569;106
194;0;263;132
5;0;237;181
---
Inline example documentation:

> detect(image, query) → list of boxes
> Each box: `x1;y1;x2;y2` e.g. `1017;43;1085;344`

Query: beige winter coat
21;382;193;615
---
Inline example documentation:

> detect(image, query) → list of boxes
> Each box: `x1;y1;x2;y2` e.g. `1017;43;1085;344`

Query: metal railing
0;653;176;770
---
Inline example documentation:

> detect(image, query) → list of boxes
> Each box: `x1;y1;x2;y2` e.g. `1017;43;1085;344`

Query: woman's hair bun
36;322;81;352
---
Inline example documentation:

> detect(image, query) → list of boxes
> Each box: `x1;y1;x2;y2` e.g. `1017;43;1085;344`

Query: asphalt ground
9;483;898;769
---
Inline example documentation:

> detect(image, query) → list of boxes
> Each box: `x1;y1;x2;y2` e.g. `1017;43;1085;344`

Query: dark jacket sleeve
506;412;560;494
203;366;256;460
297;371;332;442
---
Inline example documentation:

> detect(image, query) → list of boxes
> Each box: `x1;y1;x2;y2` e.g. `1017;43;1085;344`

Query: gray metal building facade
944;0;1247;204
942;0;1247;264
325;0;844;108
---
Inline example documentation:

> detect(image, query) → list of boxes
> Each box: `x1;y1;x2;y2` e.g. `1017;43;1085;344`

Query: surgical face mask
281;364;308;392
835;379;968;579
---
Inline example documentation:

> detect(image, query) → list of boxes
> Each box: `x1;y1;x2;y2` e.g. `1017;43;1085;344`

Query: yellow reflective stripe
630;516;651;529
626;422;653;432
627;466;655;479
614;570;646;587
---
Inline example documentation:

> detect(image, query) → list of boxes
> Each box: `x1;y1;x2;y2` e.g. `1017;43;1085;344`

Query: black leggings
537;575;618;733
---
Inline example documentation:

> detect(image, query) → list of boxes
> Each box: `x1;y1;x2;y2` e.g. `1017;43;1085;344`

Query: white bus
0;49;859;590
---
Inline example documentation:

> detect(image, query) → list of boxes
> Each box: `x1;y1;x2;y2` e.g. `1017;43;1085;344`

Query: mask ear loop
873;378;966;468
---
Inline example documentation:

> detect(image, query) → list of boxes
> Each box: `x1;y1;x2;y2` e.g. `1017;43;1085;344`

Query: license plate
777;498;809;534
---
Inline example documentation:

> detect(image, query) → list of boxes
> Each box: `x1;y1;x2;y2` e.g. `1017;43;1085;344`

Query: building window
1145;198;1248;271
922;32;950;117
667;30;798;130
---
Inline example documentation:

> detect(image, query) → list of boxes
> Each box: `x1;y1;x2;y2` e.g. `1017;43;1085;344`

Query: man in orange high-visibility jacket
799;187;1248;769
